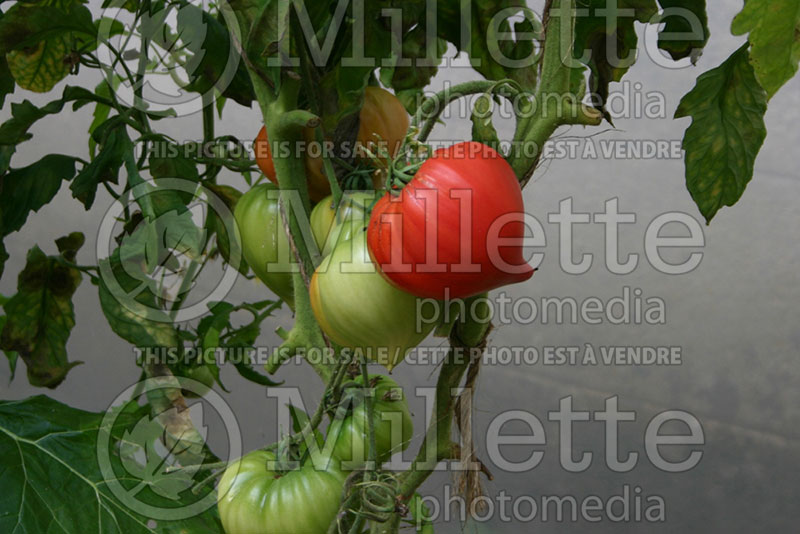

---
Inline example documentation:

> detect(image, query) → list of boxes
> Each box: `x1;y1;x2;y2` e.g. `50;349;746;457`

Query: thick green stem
509;0;604;184
398;351;469;499
248;73;334;382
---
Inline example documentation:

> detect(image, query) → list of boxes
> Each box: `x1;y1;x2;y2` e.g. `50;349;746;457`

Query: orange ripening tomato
254;87;409;201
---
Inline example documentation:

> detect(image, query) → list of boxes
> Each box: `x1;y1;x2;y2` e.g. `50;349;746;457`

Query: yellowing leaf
6;36;70;93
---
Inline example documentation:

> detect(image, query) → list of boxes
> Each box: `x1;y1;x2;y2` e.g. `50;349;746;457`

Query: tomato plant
0;0;794;533
234;183;295;307
310;229;435;370
327;374;413;469
217;449;345;534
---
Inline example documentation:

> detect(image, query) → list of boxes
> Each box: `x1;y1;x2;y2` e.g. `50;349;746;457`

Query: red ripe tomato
367;141;534;299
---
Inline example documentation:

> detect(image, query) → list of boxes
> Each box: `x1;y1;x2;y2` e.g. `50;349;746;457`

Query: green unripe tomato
327;374;414;470
217;449;345;534
309;229;435;370
233;183;295;307
310;191;380;257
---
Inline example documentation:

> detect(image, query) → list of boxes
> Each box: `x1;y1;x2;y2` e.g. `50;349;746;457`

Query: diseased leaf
731;0;800;99
0;395;223;533
0;246;83;388
656;0;709;63
0;3;96;55
0;154;78;236
5;34;71;93
675;45;768;223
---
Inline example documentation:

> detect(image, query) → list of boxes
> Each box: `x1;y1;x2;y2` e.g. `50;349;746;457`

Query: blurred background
1;2;798;532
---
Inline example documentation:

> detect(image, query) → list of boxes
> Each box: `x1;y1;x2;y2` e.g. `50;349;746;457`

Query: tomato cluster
217;375;413;533
238;89;533;367
224;86;535;534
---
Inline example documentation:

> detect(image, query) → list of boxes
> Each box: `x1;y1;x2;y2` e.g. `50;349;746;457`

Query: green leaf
731;0;800;99
437;0;540;90
675;44;768;223
287;403;310;434
0;245;83;388
471;93;501;151
380;23;448;114
176;5;255;107
88;79;116;158
0;144;14;175
0;54;13;107
197;301;282;387
72;119;132;209
0;395;223;533
0;10;14;106
0;85;105;146
98;251;181;349
197;302;235;354
656;0;709;63
204;183;248;275
55;231;85;263
246;0;292;95
0;239;8;281
0;154;78;236
232;353;283;386
574;0;658;119
148;143;200;204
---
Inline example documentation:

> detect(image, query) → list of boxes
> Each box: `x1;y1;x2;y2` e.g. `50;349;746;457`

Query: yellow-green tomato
234;183;295;307
309;229;434;370
217;450;345;534
327;374;413;470
309;191;380;257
